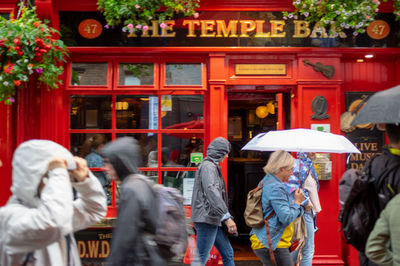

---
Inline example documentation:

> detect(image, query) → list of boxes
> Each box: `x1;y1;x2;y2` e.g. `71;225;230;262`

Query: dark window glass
165;63;201;85
70;95;111;129
118;63;154;85
161;95;204;128
71;62;108;85
116;95;158;129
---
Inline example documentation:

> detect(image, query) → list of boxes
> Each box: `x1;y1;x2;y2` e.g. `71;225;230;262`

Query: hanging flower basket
283;0;400;36
97;0;200;33
0;6;68;104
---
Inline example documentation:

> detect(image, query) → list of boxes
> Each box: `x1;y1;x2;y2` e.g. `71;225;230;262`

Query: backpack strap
264;211;277;266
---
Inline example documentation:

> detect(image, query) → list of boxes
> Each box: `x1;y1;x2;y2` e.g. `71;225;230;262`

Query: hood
101;137;142;181
11;140;76;208
205;137;231;164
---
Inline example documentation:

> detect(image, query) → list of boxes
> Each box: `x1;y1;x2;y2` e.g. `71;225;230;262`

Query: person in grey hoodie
191;137;236;266
102;137;166;266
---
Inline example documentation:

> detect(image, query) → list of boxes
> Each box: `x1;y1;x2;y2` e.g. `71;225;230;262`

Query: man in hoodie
0;139;107;266
102;137;166;266
191;137;236;266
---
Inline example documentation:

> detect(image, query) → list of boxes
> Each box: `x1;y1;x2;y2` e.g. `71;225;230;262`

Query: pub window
70;62;108;86
116;95;158;129
165;63;202;85
68;58;205;212
118;63;154;85
70;95;112;129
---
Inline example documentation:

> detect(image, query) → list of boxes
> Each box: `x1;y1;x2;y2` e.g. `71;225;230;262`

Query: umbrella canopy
241;128;360;153
351;85;400;126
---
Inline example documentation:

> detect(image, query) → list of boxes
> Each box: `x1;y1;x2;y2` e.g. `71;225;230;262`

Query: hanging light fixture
255;101;275;118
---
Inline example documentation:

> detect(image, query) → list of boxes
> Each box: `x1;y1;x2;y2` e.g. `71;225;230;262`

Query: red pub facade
1;0;400;265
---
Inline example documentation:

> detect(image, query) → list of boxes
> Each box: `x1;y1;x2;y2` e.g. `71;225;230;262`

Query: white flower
3;81;9;86
304;12;309;17
24;59;28;63
294;15;298;19
353;31;359;36
22;76;28;81
29;69;33;74
0;76;2;81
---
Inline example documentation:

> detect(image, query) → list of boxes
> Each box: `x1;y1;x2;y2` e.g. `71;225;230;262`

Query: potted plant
0;6;68;104
97;0;200;33
283;0;400;36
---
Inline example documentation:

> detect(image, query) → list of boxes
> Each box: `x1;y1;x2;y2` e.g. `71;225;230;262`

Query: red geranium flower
14;80;22;86
3;63;15;74
33;21;41;27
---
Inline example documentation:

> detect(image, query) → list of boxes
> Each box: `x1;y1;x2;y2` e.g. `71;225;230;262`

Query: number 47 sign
78;19;103;39
367;20;390;40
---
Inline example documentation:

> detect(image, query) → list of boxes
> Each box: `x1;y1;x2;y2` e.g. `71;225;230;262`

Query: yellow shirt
389;148;400;156
250;223;293;250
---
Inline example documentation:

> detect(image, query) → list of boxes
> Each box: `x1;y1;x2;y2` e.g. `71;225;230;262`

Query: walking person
0;139;107;266
250;150;306;266
366;193;400;265
358;123;400;266
286;152;322;266
191;137;237;266
102;137;166;266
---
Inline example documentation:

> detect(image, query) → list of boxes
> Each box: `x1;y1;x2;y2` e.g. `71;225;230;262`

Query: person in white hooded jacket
0;139;107;266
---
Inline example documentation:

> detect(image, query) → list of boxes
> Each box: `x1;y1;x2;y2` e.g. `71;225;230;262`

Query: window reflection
161;95;204;128
165;63;201;85
118;63;154;85
70;95;112;129
70;133;112;205
71;62;108;86
162;134;204;167
116;95;158;129
162;171;196;204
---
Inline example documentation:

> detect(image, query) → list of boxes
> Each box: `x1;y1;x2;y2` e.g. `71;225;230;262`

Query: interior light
357;59;364;63
365;54;374;59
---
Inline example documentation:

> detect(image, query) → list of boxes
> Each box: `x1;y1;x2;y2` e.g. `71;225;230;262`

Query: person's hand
294;188;305;206
305;201;313;212
224;218;237;235
48;158;67;171
69;157;89;182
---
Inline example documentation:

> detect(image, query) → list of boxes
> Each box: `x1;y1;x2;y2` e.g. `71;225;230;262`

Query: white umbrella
241;128;360;154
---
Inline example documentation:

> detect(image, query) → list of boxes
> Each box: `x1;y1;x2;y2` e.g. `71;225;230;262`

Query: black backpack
338;158;399;252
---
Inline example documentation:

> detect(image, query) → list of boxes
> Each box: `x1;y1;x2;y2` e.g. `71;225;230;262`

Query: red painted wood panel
0;104;14;206
342;59;397;92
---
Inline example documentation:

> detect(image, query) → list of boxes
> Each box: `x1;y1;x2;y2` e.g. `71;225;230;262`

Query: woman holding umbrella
250;150;306;266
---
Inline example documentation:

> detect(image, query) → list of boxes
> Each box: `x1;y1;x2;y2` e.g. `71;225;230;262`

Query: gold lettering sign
235;64;286;75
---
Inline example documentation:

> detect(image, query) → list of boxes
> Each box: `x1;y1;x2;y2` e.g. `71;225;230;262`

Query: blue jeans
291;212;315;266
194;222;235;266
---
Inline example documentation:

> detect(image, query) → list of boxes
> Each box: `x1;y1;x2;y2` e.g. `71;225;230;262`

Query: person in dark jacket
191;137;236;266
102;137;166;266
359;123;400;266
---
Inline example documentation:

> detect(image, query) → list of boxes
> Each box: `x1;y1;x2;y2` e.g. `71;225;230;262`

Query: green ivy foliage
0;7;69;104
